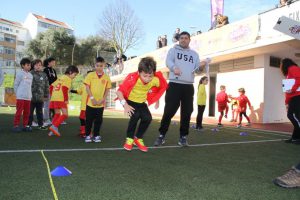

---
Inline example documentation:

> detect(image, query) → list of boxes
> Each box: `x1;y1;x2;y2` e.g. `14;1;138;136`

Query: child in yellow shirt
196;76;208;130
116;57;167;152
84;57;111;143
49;65;79;136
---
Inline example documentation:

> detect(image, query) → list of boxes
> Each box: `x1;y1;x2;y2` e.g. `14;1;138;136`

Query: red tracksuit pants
13;99;31;127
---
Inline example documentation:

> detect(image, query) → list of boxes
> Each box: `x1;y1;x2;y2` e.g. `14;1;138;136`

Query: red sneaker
49;125;60;137
123;138;134;151
134;138;148;152
80;126;86;138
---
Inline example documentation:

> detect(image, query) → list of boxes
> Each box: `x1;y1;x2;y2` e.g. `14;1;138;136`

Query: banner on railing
211;0;224;26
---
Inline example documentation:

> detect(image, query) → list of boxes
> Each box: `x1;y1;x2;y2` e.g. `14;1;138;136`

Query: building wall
23;13;38;39
263;58;300;123
215;68;265;123
0;19;29;68
263;60;287;123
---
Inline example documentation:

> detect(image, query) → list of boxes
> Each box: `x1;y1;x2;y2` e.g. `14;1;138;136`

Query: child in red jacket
216;85;230;127
235;88;252;128
116;57;168;152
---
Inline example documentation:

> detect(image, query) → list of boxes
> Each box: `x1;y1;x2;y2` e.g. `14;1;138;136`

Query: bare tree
99;0;143;55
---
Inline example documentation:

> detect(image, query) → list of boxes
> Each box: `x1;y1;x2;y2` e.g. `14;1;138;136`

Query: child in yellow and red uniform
48;65;79;136
70;71;92;138
116;57;168;152
84;57;111;143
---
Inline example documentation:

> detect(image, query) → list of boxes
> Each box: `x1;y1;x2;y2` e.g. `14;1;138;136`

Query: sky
1;0;278;57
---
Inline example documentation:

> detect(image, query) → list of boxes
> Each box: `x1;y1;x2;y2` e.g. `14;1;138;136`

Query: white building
0;13;73;70
0;18;29;70
23;13;74;40
110;1;300;124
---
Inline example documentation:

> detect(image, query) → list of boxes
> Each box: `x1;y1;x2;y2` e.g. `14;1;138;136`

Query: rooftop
32;13;73;30
0;18;23;28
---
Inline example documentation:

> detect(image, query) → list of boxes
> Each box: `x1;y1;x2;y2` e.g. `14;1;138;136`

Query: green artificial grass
0;107;299;200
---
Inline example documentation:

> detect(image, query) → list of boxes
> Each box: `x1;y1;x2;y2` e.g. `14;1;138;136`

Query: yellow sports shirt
84;72;111;108
197;84;206;105
50;75;72;102
128;77;160;103
76;84;88;111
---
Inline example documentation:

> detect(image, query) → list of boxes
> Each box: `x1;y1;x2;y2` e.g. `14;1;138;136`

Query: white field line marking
0;139;284;154
154;117;292;136
205;127;280;140
222;127;290;138
190;125;291;138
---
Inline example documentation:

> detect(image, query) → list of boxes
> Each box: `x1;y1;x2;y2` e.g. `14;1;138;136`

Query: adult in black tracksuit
154;31;203;147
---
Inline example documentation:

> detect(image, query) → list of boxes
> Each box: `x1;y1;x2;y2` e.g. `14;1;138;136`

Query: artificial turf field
0;106;299;200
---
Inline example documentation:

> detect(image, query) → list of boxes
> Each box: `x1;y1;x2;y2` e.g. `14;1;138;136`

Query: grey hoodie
14;69;33;100
166;44;200;84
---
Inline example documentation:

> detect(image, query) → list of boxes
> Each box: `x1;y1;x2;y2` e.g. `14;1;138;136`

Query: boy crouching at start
116;57;168;152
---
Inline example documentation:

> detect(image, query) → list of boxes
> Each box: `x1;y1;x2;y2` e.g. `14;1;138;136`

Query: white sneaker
48;131;54;136
93;136;101;143
44;120;52;126
61;121;67;125
85;136;92;143
236;124;242;128
32;122;38;127
245;122;251;126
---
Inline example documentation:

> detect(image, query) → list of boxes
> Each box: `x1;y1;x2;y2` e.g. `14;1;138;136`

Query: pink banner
211;0;224;26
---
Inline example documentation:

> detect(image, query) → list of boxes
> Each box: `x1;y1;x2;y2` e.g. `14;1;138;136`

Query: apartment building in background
0;13;74;105
0;13;73;70
0;18;29;69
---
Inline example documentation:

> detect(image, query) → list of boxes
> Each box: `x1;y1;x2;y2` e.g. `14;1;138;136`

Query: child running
216;85;230;127
116;57;168;152
48;65;79;136
235;88;252;128
12;58;33;132
84;57;111;143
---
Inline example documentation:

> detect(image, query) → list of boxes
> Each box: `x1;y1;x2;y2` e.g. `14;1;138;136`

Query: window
270;56;281;68
0;33;4;41
4;60;15;66
16;51;23;59
4;47;15;55
17;40;24;46
38;21;59;29
4;35;16;43
16;30;19;33
0;46;4;54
